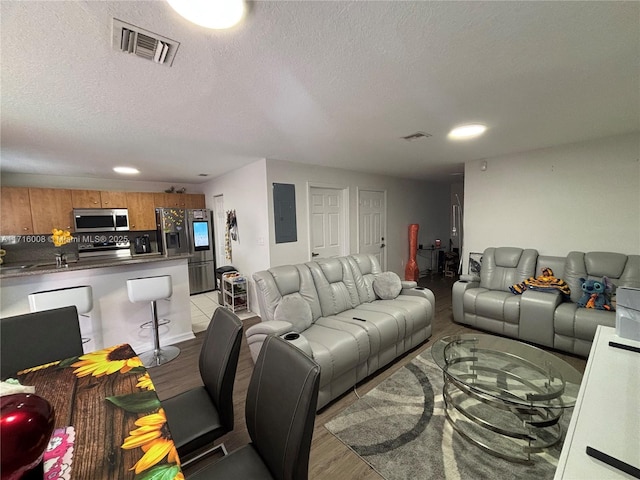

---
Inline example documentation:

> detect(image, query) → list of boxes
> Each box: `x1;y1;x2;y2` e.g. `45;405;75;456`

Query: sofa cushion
348;254;381;303
480;247;538;292
373;272;402;300
585;252;628;279
307;258;361;316
274;295;313;332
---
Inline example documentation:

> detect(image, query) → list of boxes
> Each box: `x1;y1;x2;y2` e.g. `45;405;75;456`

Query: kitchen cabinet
29;188;74;234
186;194;206;209
154;193;182;208
0;187;33;235
72;190;128;208
126;192;157;231
154;193;205;209
99;191;128;207
0;187;203;235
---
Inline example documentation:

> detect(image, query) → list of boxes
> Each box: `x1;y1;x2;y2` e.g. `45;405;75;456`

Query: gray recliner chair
1;306;84;379
188;334;321;480
163;307;243;467
452;247;538;337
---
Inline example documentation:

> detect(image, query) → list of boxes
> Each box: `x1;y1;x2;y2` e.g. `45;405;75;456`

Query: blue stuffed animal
576;277;613;311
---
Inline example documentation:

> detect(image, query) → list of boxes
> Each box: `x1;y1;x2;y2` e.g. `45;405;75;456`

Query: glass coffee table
432;334;583;463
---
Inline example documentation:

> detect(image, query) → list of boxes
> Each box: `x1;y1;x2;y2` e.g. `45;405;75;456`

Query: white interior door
309;186;346;260
213;195;227;268
358;189;387;269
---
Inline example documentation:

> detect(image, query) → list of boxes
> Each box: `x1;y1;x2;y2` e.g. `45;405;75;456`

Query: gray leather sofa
247;254;434;409
453;247;640;357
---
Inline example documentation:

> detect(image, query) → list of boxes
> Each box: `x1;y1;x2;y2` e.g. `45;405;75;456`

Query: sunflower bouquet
51;228;74;247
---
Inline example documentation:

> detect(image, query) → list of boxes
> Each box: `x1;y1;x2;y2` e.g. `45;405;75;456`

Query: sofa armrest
519;290;563;348
452;279;480;323
459;274;480;283
245;320;294;362
400;286;435;309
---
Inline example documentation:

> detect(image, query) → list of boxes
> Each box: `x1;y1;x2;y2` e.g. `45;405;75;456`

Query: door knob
311;252;319;257
380;243;386;248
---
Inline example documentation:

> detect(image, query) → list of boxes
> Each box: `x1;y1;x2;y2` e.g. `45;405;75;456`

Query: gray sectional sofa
453;247;640;357
246;254;434;409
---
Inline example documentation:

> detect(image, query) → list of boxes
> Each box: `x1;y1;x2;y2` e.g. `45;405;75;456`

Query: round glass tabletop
431;334;583;408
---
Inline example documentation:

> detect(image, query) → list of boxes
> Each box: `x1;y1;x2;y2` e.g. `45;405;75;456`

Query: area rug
324;349;572;480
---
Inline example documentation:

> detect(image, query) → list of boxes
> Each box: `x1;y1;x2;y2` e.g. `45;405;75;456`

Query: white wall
201;159;271;313
1;173;205;194
265;159;451;276
463;132;640;272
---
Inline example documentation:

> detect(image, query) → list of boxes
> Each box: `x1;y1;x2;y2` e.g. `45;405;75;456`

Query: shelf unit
222;272;247;313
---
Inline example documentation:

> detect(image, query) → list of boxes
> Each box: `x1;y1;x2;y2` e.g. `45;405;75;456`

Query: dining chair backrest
200;307;243;433
0;306;84;380
246;335;321;480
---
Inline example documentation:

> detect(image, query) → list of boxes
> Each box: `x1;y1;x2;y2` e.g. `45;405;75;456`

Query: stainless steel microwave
73;208;129;232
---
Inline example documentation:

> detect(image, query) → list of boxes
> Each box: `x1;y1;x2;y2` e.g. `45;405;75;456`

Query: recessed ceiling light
167;0;246;30
113;166;140;175
448;124;487;140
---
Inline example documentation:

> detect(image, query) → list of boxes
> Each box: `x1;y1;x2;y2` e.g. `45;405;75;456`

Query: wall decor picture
468;252;483;276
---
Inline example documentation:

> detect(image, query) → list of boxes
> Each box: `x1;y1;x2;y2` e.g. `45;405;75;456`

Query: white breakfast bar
0;255;195;355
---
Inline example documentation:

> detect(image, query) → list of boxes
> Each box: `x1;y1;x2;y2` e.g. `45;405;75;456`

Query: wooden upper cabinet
186;194;206;209
72;190;127;208
71;190;101;208
0;187;33;235
126;192;157;231
154;193;205;209
154;193;186;208
29;188;73;234
99;191;127;208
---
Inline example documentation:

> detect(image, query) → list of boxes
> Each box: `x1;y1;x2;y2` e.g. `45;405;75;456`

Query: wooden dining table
16;343;184;480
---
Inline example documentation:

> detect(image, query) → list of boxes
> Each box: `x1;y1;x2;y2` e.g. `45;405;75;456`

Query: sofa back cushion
480;247;538;292
348;254;382;303
535;255;566;279
564;252;640;303
253;264;322;322
307;257;361;316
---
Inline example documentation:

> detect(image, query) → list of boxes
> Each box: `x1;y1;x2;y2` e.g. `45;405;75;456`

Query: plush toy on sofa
577;276;614;311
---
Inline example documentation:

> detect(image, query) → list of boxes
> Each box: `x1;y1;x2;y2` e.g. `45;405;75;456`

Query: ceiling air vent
112;19;180;67
402;132;432;142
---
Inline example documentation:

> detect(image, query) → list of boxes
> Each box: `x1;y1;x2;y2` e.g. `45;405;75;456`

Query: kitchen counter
0;253;192;279
0;256;195;353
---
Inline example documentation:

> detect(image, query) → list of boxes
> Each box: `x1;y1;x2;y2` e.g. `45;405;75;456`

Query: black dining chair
0;306;84;380
188;334;321;480
162;307;243;467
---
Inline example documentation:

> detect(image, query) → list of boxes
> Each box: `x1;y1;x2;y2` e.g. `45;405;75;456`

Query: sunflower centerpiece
51;228;74;267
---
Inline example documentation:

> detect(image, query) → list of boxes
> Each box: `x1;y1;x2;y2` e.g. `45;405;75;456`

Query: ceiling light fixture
166;0;246;30
113;166;140;175
448;124;487;140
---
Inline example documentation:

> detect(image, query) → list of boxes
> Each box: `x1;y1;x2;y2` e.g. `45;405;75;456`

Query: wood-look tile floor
151;275;587;478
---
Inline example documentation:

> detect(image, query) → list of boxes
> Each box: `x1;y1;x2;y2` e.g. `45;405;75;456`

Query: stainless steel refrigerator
156;208;216;294
185;209;216;294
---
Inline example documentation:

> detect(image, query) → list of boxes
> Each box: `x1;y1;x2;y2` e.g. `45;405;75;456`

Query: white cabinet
554;326;640;479
222;273;247;313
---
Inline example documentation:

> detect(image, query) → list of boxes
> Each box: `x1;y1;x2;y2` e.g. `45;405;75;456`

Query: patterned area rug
324;349;572;480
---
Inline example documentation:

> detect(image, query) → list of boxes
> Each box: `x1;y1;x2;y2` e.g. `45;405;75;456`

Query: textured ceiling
1;1;638;184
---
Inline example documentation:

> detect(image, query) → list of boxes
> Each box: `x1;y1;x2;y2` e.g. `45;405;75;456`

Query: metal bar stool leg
127;275;180;368
139;299;180;368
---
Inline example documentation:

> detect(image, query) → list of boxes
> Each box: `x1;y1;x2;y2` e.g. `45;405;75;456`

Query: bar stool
126;275;180;368
28;285;93;346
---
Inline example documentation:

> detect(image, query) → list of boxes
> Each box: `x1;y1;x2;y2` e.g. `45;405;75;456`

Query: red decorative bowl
0;393;55;480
